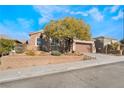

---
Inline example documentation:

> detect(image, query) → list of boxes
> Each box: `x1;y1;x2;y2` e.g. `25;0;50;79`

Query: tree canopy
43;17;91;53
0;38;14;55
44;17;91;40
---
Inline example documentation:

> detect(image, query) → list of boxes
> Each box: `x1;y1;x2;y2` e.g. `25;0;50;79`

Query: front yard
0;54;85;71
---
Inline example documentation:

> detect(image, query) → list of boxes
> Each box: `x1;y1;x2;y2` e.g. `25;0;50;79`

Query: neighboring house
0;35;23;55
27;30;95;53
120;44;124;55
94;36;119;53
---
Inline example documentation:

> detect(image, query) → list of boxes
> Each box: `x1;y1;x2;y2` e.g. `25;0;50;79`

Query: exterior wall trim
74;39;94;44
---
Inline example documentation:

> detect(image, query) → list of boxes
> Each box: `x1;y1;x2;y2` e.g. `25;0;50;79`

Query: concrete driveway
0;61;124;88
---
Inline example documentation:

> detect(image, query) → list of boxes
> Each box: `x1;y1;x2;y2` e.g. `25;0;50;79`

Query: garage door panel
75;43;92;53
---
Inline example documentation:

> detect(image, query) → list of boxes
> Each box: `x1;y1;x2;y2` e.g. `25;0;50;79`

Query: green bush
25;50;35;56
0;38;14;55
51;51;61;56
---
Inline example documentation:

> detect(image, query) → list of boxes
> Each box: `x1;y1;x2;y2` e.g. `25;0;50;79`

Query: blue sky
0;5;123;41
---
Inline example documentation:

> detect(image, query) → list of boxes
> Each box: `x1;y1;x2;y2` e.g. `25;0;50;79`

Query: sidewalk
0;53;124;83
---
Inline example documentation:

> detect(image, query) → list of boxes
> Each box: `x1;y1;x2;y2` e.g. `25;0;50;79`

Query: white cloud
33;6;104;23
66;10;88;16
33;6;54;24
33;6;67;24
0;19;33;40
38;14;53;24
87;7;104;22
112;10;123;20
33;5;66;15
110;6;120;13
104;6;120;13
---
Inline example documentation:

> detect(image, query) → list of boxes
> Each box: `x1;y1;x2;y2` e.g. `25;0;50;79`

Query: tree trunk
47;38;51;52
69;38;73;53
60;39;65;53
58;38;73;53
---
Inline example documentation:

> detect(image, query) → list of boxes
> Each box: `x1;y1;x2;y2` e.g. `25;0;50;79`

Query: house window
37;38;45;45
37;38;42;45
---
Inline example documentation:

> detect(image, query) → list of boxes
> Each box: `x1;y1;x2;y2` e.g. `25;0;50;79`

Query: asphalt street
0;62;124;88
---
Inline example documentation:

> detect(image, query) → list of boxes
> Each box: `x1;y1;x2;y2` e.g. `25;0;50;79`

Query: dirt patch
0;55;84;71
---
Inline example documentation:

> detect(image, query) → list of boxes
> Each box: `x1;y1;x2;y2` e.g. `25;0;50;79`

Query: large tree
44;17;91;53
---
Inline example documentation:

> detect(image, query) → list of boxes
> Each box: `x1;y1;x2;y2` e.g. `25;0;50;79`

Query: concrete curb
0;56;124;84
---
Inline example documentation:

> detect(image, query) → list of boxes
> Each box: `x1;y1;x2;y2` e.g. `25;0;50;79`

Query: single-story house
27;30;95;53
93;36;119;53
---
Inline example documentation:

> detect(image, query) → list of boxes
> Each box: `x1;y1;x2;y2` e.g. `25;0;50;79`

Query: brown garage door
75;42;92;53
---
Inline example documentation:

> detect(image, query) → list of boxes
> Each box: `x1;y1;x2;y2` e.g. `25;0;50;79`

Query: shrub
65;52;83;56
83;55;96;60
51;51;61;56
25;50;35;56
0;38;14;55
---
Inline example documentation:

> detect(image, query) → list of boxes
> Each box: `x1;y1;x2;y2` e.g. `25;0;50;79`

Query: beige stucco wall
27;33;95;53
27;32;41;50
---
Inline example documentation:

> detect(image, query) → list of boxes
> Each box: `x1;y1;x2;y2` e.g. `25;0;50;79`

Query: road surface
0;62;124;88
